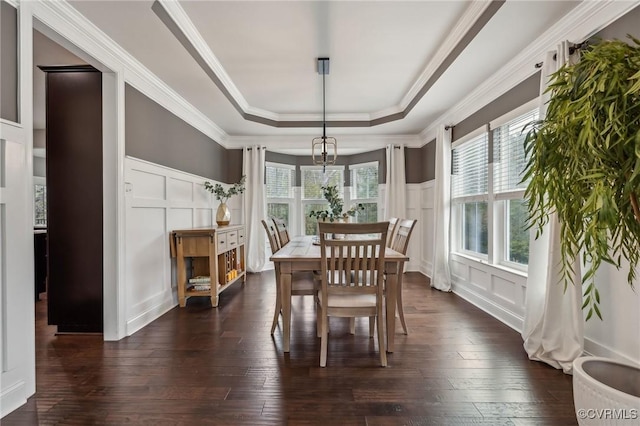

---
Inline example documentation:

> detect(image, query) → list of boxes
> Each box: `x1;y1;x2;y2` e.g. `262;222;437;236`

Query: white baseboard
0;380;27;419
584;337;640;366
451;281;524;334
126;297;176;336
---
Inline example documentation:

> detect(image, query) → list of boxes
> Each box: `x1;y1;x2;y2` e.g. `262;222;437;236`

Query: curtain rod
535;41;585;68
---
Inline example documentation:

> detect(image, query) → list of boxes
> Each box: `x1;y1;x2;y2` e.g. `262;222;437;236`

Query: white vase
216;202;230;226
573;356;640;425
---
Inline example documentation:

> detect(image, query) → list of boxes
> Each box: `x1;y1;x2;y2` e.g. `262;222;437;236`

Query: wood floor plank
3;272;577;425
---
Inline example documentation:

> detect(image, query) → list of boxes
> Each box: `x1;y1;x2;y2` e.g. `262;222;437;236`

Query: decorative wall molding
124;157;244;335
420;0;639;143
33;0;229;146
0;120;25;143
449;252;527;334
153;0;500;127
228;134;422;153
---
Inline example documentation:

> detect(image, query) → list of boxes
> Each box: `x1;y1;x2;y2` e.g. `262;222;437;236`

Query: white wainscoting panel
126;207;166;313
420;182;435;275
195;208;213;227
168;178;194;204
124;157;219;335
450;253;527;332
404;183;423;272
168;208;193;231
131;168;165;200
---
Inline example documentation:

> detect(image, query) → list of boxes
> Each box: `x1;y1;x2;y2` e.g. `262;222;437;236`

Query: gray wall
266;148;386;186
125;84;242;183
593;4;640;41
33;156;46;177
452;72;540;142
1;1;18;122
450;4;640;144
406;141;435;183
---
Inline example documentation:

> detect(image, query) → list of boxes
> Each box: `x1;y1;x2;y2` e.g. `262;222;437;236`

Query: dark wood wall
42;65;103;333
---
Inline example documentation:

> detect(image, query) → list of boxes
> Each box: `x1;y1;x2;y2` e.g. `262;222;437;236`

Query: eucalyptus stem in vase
204;175;246;226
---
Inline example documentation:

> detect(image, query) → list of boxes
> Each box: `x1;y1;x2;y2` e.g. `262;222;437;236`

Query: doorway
31;19;123;340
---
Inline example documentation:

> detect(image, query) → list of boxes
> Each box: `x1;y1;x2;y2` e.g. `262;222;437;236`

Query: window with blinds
301;167;343;199
350;162;379;223
452;132;488;199
493;108;539;194
266;163;294;230
266;164;294;198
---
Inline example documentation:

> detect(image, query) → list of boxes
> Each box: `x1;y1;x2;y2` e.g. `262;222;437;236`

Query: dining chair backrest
386;217;399;248
271;217;290;247
318;222;388;295
261;219;281;254
390;219;417;255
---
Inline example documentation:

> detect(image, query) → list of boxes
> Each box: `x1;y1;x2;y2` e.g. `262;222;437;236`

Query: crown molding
419;0;639;143
154;0;502;127
32;0;229;146
156;0;249;112
400;1;494;109
226;134;422;152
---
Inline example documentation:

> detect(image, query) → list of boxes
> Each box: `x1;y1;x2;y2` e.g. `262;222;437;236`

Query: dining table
270;235;409;353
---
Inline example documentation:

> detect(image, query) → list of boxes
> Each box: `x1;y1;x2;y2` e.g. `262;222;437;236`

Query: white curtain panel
383;144;406;220
521;41;584;374
242;146;266;273
431;126;452;292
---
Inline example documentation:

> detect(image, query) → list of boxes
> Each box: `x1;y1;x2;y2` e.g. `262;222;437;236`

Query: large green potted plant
524;38;640;425
523;37;640;321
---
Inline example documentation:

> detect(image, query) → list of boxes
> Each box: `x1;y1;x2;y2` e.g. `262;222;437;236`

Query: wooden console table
169;225;246;307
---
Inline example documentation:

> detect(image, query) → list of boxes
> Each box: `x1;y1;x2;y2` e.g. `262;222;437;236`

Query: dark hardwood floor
5;272;577;425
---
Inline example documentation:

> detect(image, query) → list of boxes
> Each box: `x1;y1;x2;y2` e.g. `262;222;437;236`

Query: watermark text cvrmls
577;408;638;420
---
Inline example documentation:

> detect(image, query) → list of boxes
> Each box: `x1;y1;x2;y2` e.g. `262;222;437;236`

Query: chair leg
349;317;355;334
368;316;375;338
376;311;387;367
320;312;329;367
397;274;409;335
316;300;322;338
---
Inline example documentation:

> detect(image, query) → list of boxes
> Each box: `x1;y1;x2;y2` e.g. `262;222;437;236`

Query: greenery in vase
204;175;246;204
308;184;364;222
523;37;640;320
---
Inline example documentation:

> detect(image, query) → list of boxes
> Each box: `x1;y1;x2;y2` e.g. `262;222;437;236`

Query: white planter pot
573;356;640;425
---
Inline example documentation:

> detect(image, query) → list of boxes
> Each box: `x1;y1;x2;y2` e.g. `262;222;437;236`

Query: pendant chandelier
311;57;337;172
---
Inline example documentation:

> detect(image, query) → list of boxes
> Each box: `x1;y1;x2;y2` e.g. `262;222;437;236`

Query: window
349;162;378;223
265;162;294;229
34;178;47;227
452;130;489;256
493;107;538;267
451;101;538;270
301;166;343;235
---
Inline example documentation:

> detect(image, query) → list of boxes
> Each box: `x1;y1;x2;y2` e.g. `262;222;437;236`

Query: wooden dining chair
317;221;388;367
261;219;317;335
271;217;290;247
386;217;398;248
389;218;417;334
